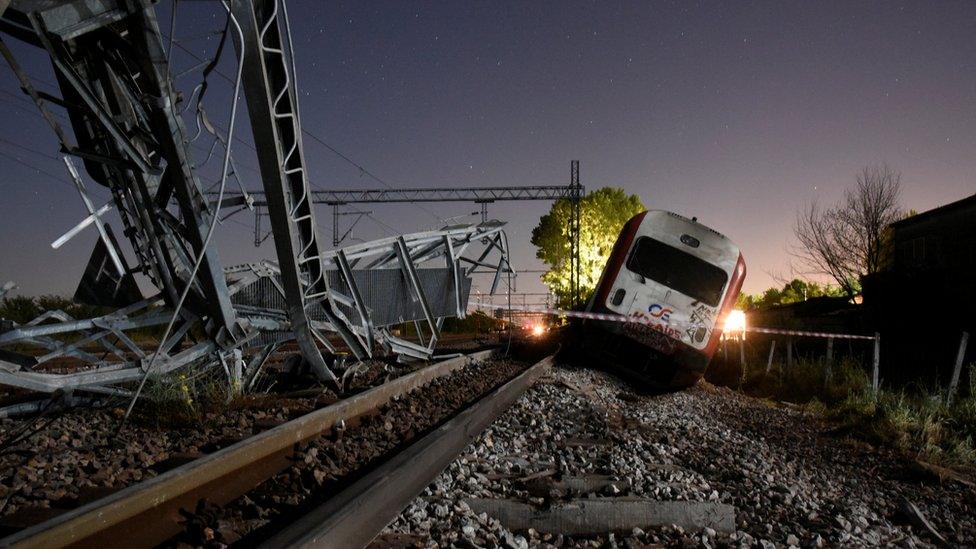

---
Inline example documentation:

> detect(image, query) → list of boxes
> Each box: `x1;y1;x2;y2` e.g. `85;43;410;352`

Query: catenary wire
160;29;446;224
120;4;247;430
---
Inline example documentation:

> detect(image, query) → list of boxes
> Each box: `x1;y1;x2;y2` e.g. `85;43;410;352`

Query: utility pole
569;160;582;308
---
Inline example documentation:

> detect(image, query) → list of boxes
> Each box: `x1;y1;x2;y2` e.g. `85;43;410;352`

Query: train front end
582;210;746;389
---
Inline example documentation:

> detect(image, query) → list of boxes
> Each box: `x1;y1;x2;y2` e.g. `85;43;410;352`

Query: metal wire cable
298;129;446;223
0;63;58;88
0;136;63;163
119;4;246;430
160;26;446;224
0;393;65;458
165;0;178;83
0;84;265;184
0;88;67;118
0;149;76;188
182;14;250;198
0;91;74;128
364;212;400;235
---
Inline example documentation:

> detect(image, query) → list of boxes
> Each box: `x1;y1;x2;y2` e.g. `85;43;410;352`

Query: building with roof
864;193;976;388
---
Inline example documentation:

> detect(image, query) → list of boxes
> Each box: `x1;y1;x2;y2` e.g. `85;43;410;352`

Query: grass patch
131;370;234;429
827;387;976;470
741;356;869;404
738;358;976;471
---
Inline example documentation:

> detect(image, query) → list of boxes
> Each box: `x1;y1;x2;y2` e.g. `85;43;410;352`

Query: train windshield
626;237;728;306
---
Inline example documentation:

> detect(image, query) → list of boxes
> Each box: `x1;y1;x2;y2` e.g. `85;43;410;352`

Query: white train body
583;210;746;388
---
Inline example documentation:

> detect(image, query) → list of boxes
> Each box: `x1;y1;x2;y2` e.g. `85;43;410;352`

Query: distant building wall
863;194;976;389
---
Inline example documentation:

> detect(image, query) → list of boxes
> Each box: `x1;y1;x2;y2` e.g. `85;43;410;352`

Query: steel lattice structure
0;223;509;394
216;185;583;206
0;0;511;395
211;179;585;249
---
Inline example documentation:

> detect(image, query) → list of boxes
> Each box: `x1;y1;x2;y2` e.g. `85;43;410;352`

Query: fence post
825;337;834;384
738;336;747;386
766;340;776;373
947;331;970;404
872;332;880;392
786;337;793;370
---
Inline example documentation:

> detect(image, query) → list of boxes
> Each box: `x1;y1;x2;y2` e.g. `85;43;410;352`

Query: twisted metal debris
0;0;511;396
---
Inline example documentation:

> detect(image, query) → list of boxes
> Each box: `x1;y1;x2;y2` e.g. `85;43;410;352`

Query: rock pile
383;365;974;547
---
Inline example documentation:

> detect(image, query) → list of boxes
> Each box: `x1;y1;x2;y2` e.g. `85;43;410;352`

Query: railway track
0;350;550;548
261;354;552;548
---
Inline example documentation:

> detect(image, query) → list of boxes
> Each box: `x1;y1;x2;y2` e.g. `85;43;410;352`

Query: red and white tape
470;302;877;341
743;326;876;340
471;302;649;324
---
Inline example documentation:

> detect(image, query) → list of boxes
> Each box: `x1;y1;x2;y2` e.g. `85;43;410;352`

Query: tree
0;295;39;324
0;294;108;324
735;292;757;310
531;188;645;308
792;164;903;297
736;279;846;310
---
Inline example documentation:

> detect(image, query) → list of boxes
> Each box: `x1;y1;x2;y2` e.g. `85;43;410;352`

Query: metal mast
230;0;364;382
569;160;582;308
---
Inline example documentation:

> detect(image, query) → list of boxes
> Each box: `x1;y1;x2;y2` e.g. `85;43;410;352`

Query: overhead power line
365;212;400;235
0;136;62;162
162;29;445;223
0;148;72;188
0;63;58;88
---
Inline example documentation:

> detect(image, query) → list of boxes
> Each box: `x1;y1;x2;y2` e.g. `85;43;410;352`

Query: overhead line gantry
213;177;586;307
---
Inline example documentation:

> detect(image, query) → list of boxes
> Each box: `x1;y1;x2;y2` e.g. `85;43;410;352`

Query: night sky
2;1;976;300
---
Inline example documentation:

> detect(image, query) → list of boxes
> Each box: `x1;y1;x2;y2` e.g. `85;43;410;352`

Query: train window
625;237;728;306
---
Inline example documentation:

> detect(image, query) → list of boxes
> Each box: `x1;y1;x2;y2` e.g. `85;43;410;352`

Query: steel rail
260;354;553;548
0;350;496;549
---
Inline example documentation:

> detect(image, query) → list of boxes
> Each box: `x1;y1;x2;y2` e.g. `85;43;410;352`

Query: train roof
643;210;732;242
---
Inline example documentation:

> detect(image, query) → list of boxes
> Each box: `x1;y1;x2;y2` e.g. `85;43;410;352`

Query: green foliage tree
0;295;40;324
736;279;847;310
531;187;645;308
735;292;757;310
0;294;108;324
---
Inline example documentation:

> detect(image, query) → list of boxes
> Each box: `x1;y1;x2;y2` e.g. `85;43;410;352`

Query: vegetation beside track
710;357;976;472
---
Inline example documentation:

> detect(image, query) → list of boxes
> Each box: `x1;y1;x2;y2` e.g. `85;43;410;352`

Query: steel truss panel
0;222;509;394
227;222;509;364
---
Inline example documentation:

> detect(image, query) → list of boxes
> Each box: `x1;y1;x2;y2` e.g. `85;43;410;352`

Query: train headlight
531;324;546;337
724;309;746;336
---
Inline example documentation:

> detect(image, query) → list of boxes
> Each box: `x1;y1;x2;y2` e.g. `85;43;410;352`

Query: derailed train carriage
580;210;746;389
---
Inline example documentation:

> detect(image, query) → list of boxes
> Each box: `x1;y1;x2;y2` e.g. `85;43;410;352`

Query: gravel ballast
191;358;528;545
0;354;504;536
383;363;975;548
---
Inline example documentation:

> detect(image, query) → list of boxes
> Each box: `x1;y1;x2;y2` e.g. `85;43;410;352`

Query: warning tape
470;302;878;341
472;302;646;324
743;327;877;340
